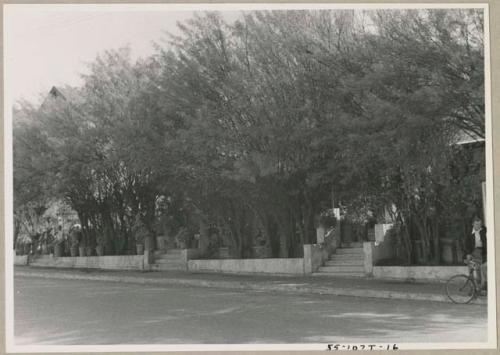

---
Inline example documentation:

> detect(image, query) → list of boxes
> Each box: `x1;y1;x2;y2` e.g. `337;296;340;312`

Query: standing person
31;232;41;255
464;217;487;290
63;227;70;256
70;224;83;244
193;233;200;249
46;226;55;255
53;225;64;256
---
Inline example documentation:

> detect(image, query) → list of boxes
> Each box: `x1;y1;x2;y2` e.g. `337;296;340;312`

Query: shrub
318;211;337;228
132;215;149;245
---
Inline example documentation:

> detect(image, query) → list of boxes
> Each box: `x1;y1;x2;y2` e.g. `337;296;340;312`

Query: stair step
318;265;365;273
340;242;364;248
329;253;364;259
328;259;364;265
151;263;186;271
330;256;363;261
325;261;364;267
30;256;54;265
312;272;366;278
30;261;53;266
335;248;364;255
154;249;182;255
155;254;183;260
154;258;184;264
316;267;365;273
166;249;183;254
155;253;183;260
152;258;184;263
328;259;363;265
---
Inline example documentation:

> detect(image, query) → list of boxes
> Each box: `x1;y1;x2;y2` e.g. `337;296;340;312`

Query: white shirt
472;228;483;248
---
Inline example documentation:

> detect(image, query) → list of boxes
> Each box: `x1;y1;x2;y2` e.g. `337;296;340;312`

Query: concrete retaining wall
373;241;396;264
29;255;145;270
188;258;305;275
182;248;202;262
303;245;322;274
363;240;397;275
303;244;331;273
14;255;29;266
304;227;341;273
373;266;468;282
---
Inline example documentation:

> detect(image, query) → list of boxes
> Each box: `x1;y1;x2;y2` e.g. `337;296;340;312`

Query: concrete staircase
313;242;366;277
151;249;186;271
28;255;54;267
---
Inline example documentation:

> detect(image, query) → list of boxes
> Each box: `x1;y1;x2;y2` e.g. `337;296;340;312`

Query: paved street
14;276;487;345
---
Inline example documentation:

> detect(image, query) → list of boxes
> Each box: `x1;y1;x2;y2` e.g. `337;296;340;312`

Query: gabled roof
42;85;82;110
48;86;67;100
453;129;485;146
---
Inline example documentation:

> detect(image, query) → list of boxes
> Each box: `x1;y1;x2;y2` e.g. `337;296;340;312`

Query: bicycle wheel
446;274;476;304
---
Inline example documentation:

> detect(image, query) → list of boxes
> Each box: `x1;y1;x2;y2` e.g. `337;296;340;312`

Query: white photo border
3;2;496;353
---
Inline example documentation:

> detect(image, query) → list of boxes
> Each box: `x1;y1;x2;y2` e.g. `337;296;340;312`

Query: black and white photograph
3;3;496;352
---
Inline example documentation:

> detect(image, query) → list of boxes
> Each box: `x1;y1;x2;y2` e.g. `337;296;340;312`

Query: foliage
131;215;150;245
13;9;485;262
318;211;337;228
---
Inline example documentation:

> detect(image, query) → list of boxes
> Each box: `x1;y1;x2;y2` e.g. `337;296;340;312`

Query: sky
4;4;485;106
4;6;241;105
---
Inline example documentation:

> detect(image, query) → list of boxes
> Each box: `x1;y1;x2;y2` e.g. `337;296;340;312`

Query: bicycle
445;259;485;304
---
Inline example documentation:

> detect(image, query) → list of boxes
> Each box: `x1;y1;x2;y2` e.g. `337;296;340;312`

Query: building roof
48;86;67;100
453;129;485;146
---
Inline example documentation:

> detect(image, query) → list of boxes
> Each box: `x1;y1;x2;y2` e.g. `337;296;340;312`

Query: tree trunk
266;215;280;257
432;217;441;265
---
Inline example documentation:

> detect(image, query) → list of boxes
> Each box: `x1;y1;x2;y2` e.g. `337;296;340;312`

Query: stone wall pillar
199;220;210;255
316;226;326;244
182;248;201;271
329;225;341;249
143;248;153;270
145;235;154;251
156;236;167;252
363;242;374;276
374;223;394;243
303;244;313;274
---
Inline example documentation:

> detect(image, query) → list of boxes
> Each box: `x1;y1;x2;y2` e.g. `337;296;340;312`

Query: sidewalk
14;265;486;305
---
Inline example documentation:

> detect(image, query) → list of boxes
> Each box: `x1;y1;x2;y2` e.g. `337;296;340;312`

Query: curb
15;270;487;305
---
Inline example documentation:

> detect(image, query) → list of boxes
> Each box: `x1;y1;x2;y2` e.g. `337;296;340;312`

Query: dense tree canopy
13;9;485;262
